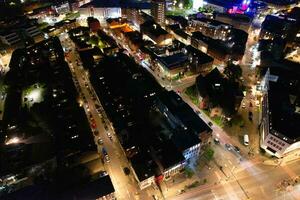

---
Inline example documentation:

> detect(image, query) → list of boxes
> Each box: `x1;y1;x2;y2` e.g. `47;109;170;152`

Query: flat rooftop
267;67;300;141
157;53;188;70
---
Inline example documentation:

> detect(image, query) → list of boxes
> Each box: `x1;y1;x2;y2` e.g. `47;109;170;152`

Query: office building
260;67;300;158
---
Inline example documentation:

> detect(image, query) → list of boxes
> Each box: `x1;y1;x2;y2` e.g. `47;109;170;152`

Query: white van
244;134;249;146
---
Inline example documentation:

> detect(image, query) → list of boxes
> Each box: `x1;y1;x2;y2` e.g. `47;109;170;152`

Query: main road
59;33;151;200
170;158;300;200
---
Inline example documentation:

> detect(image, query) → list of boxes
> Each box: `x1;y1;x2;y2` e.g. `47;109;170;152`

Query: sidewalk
160;173;199;198
262;150;300;166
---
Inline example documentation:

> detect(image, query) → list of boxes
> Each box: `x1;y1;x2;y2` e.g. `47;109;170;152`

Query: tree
224;64;242;81
183;0;192;9
184;167;194;178
230;114;245;127
89;35;99;46
203;147;214;161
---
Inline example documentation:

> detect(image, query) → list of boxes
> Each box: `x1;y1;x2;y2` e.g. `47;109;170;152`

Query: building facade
151;0;166;24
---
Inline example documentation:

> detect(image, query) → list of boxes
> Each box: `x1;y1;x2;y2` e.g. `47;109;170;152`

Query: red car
91;122;97;129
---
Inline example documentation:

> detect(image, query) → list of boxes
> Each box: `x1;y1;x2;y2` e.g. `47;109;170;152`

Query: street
170;159;300;200
59;33;149;200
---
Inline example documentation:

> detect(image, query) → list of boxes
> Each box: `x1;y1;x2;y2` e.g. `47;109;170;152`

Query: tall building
151;0;166;24
260;67;300;158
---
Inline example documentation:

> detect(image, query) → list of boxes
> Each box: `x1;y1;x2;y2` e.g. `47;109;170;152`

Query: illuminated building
193;0;204;10
151;0;166;24
202;0;251;14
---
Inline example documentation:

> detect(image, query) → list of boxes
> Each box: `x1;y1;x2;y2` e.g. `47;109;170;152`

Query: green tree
184;167;194;178
89;35;99;46
230;114;245;127
224;64;241;80
224;64;242;81
183;0;192;9
203;147;214;161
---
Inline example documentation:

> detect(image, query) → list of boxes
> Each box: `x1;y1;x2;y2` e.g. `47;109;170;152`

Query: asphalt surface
59;33;146;200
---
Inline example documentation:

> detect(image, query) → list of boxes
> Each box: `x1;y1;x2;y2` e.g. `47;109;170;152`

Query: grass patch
185;85;199;106
166;9;187;16
211;116;224;127
38;22;49;30
64;12;80;20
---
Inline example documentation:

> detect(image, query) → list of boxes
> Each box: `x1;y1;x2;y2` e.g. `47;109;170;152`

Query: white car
104;155;110;162
242;102;246;108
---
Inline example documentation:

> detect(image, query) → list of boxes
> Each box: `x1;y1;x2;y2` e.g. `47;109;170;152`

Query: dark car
208;122;213;127
214;138;220;144
123;167;130;175
233;146;240;153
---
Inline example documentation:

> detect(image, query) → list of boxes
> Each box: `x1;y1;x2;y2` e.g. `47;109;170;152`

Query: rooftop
186;45;214;64
140;21;169;37
156;53;188;70
81;0;151;9
130;151;157;181
267;67;300;142
159;91;212;134
192;17;232;28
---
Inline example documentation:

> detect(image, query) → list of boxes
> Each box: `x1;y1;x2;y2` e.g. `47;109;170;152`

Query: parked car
244;134;249;146
225;143;232;151
97;137;103;145
233;146;240;153
104;155;110;162
123;167;130;175
208;121;213;127
214;138;220;144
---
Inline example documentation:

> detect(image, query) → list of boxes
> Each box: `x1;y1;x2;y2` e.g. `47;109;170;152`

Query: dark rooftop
156;53;188;70
159;91;212;134
267;67;300;141
60;175;115;199
140;21;169;37
186;45;214;64
192;17;232;27
130;151;157;181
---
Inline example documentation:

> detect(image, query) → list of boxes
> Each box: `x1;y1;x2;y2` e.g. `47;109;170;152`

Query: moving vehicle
244;134;249;146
